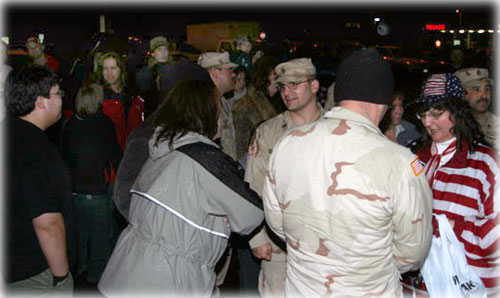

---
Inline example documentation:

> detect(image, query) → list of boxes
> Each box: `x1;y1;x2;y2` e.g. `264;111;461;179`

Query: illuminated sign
426;24;446;31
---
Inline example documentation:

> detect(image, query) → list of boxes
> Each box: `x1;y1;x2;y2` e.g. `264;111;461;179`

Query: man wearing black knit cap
262;47;433;297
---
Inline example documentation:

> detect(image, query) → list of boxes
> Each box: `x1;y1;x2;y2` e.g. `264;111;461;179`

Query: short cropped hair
75;84;104;117
5;65;60;117
153;80;219;149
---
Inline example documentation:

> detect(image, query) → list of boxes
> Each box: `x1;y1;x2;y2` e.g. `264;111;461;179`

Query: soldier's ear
311;79;320;93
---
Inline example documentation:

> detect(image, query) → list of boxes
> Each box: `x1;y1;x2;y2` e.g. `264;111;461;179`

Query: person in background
232;36;254;73
263;47;432;297
454;67;498;148
95;50;144;151
379;89;421;152
197;51;238;160
98;80;264;297
246;58;324;297
232;55;279;169
61;83;122;285
4;65;75;295
25;37;60;72
227;66;248;111
405;73;499;296
136;35;171;118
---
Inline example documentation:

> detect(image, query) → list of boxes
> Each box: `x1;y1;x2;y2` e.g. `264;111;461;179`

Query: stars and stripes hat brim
416;73;464;104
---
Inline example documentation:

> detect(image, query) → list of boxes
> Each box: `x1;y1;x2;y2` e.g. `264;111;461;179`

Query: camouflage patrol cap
197;52;238;69
150;36;168;52
454;67;492;88
274;58;316;84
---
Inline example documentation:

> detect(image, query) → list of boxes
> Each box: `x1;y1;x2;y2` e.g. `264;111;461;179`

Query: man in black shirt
4;65;75;295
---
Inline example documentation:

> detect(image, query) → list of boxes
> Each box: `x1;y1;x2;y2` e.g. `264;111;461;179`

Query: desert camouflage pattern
263;106;433;297
245;104;323;297
482;111;499;148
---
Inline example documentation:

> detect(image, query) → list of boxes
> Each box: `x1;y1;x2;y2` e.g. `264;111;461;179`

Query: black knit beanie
334;47;394;105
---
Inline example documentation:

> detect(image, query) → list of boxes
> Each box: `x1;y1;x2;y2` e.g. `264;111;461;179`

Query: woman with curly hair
403;73;499;296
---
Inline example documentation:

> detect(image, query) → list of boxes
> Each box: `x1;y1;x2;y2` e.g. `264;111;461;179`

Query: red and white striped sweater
418;140;500;295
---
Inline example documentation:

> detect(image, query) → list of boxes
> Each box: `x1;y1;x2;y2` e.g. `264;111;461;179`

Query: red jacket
102;96;144;152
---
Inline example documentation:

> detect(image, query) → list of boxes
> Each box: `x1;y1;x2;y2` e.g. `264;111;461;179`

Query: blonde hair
75;83;104;117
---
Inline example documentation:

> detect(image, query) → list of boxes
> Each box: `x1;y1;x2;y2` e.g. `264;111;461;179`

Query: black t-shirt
4;117;75;283
62;112;122;194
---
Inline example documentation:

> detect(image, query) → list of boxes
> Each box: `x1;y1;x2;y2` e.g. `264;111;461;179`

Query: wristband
52;272;69;287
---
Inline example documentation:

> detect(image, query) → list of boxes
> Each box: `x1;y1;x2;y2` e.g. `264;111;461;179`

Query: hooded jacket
98;131;263;297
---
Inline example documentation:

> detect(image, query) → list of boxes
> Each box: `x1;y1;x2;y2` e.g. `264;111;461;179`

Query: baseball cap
454;67;492;88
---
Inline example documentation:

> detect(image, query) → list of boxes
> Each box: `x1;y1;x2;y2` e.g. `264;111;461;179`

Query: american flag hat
417;73;463;104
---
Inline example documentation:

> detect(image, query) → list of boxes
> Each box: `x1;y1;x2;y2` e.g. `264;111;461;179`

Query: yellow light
488;30;495;33
449;30;455;33
468;30;475;33
440;30;446;33
435;40;442;48
478;30;485;34
459;29;465;33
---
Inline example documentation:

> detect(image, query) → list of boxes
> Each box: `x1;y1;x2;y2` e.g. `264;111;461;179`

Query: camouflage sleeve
262;143;285;240
244;127;267;197
392;157;433;273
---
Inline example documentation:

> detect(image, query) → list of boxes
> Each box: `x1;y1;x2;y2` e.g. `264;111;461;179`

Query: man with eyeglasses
3;65;75;295
245;58;324;297
263;48;432;296
403;73;500;296
454;67;497;148
198;51;238;160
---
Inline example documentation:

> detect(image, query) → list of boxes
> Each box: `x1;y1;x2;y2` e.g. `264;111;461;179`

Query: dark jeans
73;193;119;283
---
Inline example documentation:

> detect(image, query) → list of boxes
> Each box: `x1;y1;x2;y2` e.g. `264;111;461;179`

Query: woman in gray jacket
98;80;264;297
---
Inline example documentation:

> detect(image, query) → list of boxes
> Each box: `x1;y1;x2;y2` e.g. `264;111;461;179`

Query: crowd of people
2;31;499;298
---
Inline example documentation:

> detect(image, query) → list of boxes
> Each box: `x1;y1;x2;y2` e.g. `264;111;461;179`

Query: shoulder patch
410;156;425;176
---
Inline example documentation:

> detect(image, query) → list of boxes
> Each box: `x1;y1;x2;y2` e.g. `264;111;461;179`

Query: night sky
3;2;496;84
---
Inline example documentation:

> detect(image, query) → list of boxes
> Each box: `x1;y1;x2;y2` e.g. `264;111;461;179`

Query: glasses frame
416;110;445;121
277;79;312;92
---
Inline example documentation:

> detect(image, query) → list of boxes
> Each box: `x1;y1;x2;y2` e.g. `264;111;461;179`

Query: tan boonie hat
150;36;168;52
454;67;492;87
197;52;238;69
274;58;316;85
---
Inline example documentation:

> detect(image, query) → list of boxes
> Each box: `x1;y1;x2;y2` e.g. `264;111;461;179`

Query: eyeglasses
278;80;312;92
50;90;65;98
416;110;445;121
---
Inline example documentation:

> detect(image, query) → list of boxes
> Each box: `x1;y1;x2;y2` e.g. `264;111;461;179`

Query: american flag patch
423;74;446;96
410;156;425;176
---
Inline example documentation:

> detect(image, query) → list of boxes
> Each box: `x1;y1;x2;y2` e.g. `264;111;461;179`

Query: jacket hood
148;129;218;160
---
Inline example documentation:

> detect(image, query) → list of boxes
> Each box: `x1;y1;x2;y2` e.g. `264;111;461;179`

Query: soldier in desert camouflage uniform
245;58;324;297
263;48;433;297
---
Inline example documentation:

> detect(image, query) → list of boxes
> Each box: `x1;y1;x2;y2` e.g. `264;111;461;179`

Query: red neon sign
425;24;446;31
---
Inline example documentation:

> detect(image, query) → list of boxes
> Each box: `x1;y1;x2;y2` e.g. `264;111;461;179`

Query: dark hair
5;65;60;117
417;97;488;152
250;55;278;95
379;89;406;133
153;80;219;148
